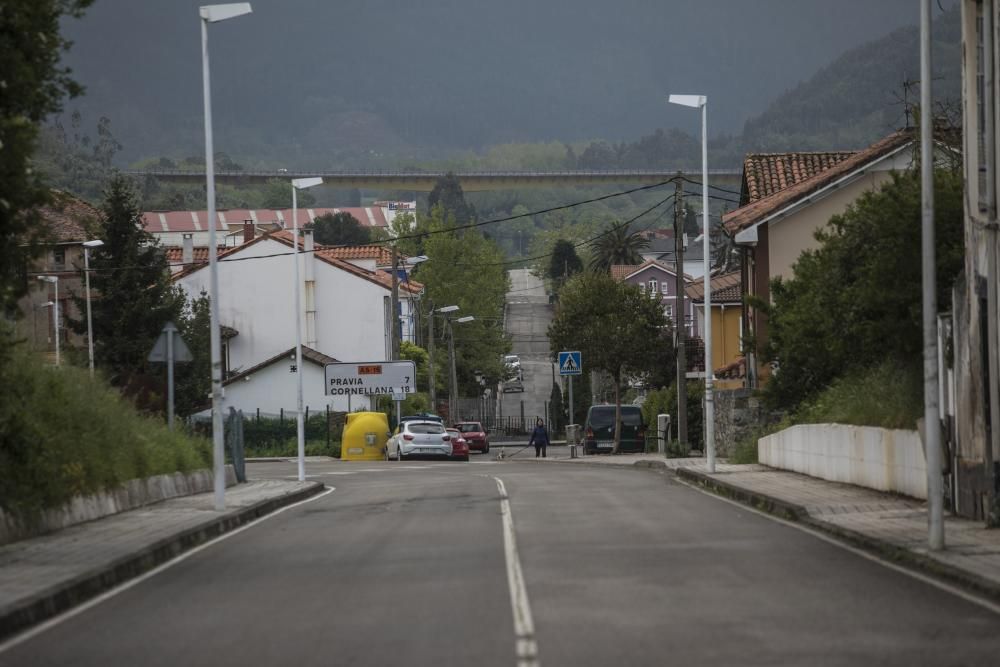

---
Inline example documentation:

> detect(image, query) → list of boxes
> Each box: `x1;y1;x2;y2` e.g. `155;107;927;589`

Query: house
686;271;743;387
951;0;1000;522
142;207;391;247
172;230;423;412
220;346;342;417
724;131;926;386
637;228;710;280
15;192;101;356
611;260;698;337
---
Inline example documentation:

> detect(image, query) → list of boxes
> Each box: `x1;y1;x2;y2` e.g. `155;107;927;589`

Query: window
665;305;674;319
661;281;670;295
639;283;646;294
52;248;66;271
648;279;657;294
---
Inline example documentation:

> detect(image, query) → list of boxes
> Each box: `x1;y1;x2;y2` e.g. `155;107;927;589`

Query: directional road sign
558;350;582;376
324;360;417;397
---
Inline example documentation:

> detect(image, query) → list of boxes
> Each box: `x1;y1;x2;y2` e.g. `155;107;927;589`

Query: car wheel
484;444;490;454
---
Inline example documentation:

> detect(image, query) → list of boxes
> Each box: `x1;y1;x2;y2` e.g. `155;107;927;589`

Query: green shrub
0;337;211;514
794;359;923;430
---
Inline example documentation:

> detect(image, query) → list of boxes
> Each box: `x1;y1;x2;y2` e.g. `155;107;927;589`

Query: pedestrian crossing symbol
558;351;582;376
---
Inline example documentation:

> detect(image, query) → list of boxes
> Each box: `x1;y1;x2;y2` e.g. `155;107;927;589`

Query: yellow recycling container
341;411;391;461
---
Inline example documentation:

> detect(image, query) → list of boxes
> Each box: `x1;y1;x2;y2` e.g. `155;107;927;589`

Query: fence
192;406;347;457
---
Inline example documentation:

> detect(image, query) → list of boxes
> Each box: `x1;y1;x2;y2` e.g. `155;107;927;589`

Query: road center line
493;476;540;667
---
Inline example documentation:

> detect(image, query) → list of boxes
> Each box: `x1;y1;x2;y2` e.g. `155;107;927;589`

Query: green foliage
640;381;704;450
1;0;93;313
68;175;184;386
549;381;565;436
794;358;923;430
33;112;121;202
172;290;211;418
242;412;340;455
588;222;650;271
764;169;964;410
411;206;511;393
547;239;583;285
0;336;210;513
399;341;430;394
311;211;371;246
427;172;474;226
549;271;670;451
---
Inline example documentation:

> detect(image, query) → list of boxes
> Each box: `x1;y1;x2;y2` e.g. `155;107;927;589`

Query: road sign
147;322;193;363
558;350;582;376
324;360;417;397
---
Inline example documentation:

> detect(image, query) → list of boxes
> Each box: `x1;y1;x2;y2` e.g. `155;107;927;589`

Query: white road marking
671;475;1000;616
494;476;540;667
0;486;337;655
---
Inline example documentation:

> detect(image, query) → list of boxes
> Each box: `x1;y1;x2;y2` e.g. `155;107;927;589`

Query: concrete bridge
126;168;743;192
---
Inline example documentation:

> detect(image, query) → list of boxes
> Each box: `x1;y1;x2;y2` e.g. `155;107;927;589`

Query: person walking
529;417;549;458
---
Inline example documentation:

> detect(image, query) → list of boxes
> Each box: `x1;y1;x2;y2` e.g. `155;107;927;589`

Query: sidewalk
0;479;324;642
532;452;1000;601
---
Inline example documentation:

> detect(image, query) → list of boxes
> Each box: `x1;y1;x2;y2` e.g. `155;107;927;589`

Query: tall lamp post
448;315;475;423
200;2;252;511
37;276;60;366
428;304;459;414
82;239;104;378
291;176;323;483
669;93;714;473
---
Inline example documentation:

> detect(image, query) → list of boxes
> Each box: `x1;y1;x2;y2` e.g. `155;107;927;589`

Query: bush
794;359;923;430
0;337;211;514
640;381;704;450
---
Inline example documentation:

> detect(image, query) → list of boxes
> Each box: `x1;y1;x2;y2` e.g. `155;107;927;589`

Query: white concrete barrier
758;424;927;499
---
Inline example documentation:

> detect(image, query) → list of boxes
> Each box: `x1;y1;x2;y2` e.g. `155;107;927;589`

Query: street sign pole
568;375;574;429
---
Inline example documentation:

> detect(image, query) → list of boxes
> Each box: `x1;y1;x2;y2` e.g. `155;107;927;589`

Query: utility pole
674;176;687;448
390;246;401;426
428;303;436;410
448;318;458;423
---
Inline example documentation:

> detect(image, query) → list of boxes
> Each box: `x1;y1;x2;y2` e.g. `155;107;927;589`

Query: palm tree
589;222;650;272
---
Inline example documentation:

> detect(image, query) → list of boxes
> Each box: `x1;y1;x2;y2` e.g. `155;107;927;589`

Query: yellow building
686;272;743;390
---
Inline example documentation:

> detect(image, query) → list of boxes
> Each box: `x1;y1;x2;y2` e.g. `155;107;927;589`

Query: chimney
303;228;317;347
243;219;255;244
182;233;194;265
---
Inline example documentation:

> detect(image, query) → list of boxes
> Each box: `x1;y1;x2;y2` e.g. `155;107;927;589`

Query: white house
173;230;422;413
221;346;353;415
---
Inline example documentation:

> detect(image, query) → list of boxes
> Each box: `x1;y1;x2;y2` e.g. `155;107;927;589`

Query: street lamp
448;315;475;424
428;305;459;411
291;176;323;483
82;239;104;378
200;2;252;511
669;92;715;473
37;276;60;366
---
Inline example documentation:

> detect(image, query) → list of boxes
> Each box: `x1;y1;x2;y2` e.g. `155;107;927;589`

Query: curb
0;481;326;642
675;467;1000;605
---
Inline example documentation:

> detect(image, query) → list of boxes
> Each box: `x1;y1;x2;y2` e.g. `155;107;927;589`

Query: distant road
125;168;742;191
500;269;553;429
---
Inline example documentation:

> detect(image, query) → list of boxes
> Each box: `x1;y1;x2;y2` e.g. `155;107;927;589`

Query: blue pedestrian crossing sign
558;351;582;376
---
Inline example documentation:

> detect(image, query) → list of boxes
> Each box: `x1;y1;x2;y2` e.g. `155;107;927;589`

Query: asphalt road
4;458;999;666
501;269;554;426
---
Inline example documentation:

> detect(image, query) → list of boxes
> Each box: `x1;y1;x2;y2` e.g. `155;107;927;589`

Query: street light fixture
291;176;323;483
200;2;252;511
82;239;104;378
37;276;60;366
669;92;715;473
448;315;475;423
427;305;459;411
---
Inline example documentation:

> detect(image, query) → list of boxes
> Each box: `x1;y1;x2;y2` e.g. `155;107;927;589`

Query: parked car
386;420;452;460
504;354;522;378
399;413;444;427
453;421;490;454
583;405;646;454
446;428;470;461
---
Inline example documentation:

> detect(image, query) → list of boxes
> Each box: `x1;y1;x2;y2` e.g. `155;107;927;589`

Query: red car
453;421;489;454
446;428;470;461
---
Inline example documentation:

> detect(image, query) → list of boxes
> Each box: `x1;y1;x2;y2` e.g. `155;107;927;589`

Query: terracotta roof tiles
742;151;857;203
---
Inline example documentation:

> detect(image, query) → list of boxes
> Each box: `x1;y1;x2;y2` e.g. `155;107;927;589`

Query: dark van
583;405;646;454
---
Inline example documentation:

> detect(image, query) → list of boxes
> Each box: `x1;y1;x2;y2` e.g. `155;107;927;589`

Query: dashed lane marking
494;476;540;667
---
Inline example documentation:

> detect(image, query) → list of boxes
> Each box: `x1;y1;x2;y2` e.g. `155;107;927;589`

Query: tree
763;169;965;410
68;175;183;386
1;0;93;315
589;222;650;272
547;239;583;285
172;290;211;418
548;271;670;452
311;211;371;246
427;172;475;226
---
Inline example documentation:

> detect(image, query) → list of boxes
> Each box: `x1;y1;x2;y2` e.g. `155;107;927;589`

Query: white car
386;420;452;460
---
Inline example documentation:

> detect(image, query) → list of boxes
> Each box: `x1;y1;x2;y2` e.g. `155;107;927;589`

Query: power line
679;175;742;197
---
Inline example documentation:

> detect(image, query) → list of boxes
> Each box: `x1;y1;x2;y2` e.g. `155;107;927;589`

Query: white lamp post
82;239;104;378
200;2;252;511
291;176;323;483
669;93;714;473
37;276;60;366
428;304;458;411
449;315;475;423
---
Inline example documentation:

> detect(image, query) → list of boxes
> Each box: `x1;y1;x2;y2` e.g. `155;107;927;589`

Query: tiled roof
163;246;226;266
612;259;694;283
142;207;389;234
223;346;339;386
610;264;643;280
267;230;398;266
724;130;914;234
39;191;101;243
686;271;741;304
742;151;857;203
